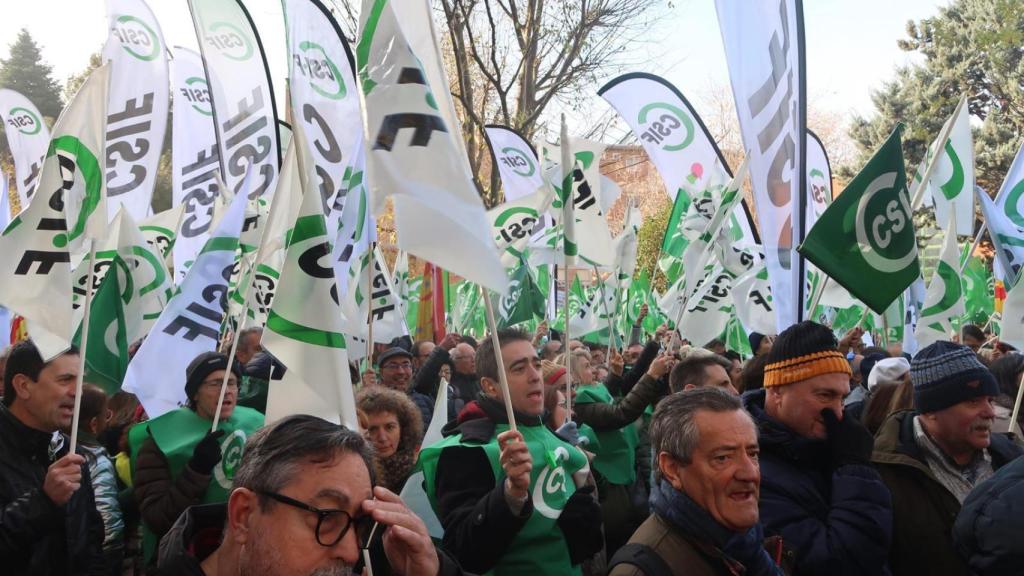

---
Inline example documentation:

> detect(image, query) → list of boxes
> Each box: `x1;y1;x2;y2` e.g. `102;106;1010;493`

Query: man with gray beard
872;341;1023;576
157;415;465;575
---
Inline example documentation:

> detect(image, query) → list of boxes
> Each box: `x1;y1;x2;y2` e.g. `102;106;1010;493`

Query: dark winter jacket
0;404;107;575
157;502;472;576
609;340;661;398
134;435;213;537
742;389;893;576
412;346;467;421
873;410;1023;576
574;374;666;432
433;397;603;574
953;454;1024;576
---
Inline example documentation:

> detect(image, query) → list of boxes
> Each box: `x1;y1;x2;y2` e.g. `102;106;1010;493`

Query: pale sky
2;0;946;134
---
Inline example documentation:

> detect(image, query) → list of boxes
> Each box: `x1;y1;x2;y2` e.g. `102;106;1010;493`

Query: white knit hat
867;357;911;391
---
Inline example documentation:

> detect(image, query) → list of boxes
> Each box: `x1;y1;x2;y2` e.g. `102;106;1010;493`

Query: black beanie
185;352;242;401
749;332;765;354
764;321;837;365
911;341;999;413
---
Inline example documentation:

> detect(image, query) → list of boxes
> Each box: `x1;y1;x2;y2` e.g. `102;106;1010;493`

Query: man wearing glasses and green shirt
158;414;464;575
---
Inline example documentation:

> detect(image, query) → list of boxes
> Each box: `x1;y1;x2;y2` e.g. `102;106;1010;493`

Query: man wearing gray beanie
872;341;1023;576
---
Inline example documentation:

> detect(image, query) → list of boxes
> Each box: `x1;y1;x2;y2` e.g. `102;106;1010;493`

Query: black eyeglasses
259;491;375;547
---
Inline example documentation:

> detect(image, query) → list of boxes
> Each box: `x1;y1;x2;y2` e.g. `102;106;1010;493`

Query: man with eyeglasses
158;414;463;575
378;347;435;427
131;352;264;566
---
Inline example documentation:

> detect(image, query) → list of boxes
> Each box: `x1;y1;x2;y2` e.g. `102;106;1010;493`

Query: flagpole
807;276;828;319
211;253;257;432
563;259;572;422
1009;370;1024;435
592;265;616;350
959;222;986;274
881;311;890;348
366;241;376;366
69;240;96;454
911;95;967;210
855;305;871;329
480;285;517;433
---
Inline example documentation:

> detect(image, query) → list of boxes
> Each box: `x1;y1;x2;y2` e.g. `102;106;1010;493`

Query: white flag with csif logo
171;46;221;284
598;72;758;246
284;0;363;235
484;125;546;202
716;0;807;331
102;0;170;221
356;0;507;294
0;89;51;210
123;181;247;418
189;0;280;202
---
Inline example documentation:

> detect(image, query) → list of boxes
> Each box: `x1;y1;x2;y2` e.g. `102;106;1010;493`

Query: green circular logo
299;40;346;100
500;146;535;177
114;15;161;61
531;446;571;519
185;76;213;116
207;22;253;62
8;107;41;135
46;136;103;249
855;172;916;273
215;430;248;489
1003;178;1024;229
637;102;694;152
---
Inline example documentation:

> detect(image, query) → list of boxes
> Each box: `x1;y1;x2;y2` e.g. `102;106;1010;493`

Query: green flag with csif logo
798;126;920;314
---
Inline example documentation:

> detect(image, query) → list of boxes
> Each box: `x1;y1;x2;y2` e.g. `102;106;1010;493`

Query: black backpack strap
607;543;672;576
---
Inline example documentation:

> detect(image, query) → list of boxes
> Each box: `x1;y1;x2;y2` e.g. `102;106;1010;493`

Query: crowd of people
2;310;1024;576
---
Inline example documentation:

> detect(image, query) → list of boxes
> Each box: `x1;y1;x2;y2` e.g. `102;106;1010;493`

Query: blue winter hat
911;341;999;413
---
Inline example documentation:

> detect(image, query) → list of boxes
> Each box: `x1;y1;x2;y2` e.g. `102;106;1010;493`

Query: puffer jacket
81;441;124;554
742;389;893;576
0;404;107;575
873;410;1023;576
953;454;1024;575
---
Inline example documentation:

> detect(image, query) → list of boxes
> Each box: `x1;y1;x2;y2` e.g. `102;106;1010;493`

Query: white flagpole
480;285;517;432
1010;370;1024;435
69;240;96;454
212;253;257;431
366;241;376;367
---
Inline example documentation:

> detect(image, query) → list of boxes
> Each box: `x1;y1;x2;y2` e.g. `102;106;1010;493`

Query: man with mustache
873;341;1023;576
0;340;106;574
608;388;782;575
742;321;893;575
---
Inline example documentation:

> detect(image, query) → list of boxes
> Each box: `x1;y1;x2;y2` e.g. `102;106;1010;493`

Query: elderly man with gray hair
608;388;783;575
157;415;466;575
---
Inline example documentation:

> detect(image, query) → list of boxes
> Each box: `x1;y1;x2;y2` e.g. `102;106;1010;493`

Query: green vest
128;406;264;563
574;383;638;485
419;423;589;576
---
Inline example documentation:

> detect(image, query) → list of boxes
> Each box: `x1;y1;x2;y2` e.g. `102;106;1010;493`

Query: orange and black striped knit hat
762;321;851;388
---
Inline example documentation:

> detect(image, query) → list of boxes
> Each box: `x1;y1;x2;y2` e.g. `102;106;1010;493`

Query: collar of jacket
872;409;1023;472
650;480;750;575
158;503;227;574
741;389;828;465
0;403;59;460
441;396;544;442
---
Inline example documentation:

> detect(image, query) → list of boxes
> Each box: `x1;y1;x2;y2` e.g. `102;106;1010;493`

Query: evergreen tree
0;29;63;119
847;0;1024;193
